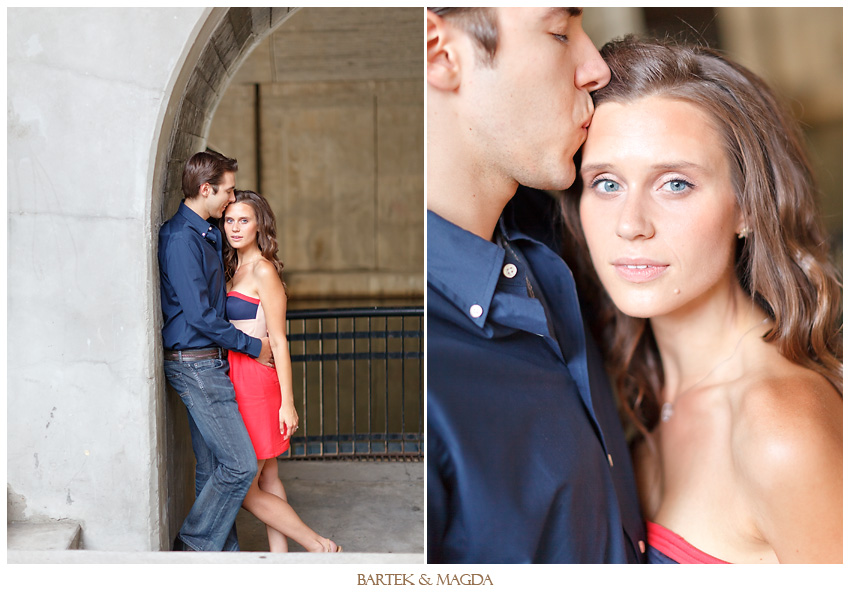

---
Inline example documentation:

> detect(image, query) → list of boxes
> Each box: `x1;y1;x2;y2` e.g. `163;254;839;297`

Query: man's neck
427;142;517;242
183;196;210;220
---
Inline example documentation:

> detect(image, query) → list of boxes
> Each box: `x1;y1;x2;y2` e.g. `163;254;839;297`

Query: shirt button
502;263;518;279
469;304;483;319
639;540;646;554
607;454;614;467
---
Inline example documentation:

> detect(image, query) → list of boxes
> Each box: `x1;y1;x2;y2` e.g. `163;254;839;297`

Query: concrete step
7;520;82;551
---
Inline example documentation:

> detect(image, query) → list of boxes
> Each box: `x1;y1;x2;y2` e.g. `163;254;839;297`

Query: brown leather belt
164;347;226;362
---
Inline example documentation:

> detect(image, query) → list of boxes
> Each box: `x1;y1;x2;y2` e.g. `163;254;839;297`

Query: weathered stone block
183;69;218;116
248;7;271;36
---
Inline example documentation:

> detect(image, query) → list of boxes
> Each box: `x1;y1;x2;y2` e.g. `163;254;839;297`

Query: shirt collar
177;202;218;244
427;210;505;328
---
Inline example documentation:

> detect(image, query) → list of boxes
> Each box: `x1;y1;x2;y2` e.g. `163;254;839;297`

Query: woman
221;189;341;553
563;36;842;563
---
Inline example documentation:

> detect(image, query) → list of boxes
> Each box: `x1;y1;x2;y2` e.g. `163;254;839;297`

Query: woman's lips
611;259;669;283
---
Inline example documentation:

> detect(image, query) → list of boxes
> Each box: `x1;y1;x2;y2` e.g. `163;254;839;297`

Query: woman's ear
427;10;462;92
735;208;748;238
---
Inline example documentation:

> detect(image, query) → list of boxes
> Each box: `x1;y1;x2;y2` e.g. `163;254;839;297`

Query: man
159;150;273;551
426;8;646;563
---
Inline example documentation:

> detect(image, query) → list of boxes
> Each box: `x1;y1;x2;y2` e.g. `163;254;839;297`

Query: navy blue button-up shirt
159;203;260;357
427;194;645;563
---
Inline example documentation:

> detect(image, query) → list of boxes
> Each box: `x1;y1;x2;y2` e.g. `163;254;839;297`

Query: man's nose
575;35;611;92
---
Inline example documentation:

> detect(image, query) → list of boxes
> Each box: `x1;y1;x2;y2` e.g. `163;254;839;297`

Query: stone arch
147;6;423;548
155;8;298;220
149;7;299;548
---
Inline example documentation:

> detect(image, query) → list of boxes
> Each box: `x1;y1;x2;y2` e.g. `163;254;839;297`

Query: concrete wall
7;7;212;550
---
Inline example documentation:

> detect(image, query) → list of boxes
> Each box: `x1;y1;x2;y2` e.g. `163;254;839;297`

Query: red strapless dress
646;521;730;564
226;291;289;459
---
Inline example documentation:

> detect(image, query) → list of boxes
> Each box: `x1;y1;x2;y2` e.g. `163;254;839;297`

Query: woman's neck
236;245;263;270
650;282;769;400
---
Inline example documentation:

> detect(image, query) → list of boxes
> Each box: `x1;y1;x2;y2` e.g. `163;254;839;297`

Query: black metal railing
282;307;423;461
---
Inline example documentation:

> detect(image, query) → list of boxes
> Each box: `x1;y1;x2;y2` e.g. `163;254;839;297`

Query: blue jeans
165;357;257;551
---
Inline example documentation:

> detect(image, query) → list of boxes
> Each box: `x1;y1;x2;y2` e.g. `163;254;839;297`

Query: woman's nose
616;193;654;240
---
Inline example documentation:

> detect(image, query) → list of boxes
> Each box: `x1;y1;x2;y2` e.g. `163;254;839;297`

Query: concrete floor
8;459;424;563
228;459;423;554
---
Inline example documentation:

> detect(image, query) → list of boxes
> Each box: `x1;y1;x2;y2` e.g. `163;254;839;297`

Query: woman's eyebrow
580;161;708;175
580;162;614;175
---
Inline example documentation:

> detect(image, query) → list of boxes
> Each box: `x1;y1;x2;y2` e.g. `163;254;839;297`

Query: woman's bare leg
243;458;340;553
257;458;288;552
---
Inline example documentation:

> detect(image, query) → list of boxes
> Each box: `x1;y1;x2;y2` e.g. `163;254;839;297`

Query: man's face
458;8;610;191
203;171;236;219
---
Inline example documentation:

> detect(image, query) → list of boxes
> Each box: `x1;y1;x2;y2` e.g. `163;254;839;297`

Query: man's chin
528;159;577;192
536;172;577;192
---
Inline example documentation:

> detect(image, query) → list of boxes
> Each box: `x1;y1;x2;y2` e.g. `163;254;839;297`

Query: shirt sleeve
165;236;261;358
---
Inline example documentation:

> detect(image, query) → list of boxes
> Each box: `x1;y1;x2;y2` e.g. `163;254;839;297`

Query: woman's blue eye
593;179;621;193
663;179;693;193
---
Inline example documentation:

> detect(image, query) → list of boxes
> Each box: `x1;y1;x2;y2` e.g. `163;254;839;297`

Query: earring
737;227;751;239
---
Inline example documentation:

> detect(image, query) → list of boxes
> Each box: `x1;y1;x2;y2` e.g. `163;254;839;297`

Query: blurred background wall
583;7;842;265
207;7;423;309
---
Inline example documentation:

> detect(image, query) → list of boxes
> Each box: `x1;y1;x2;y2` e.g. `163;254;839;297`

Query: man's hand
256;337;275;368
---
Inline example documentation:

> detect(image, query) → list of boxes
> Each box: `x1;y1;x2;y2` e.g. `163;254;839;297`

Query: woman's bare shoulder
731;364;841;490
253;258;285;296
252;257;277;277
730;363;842;562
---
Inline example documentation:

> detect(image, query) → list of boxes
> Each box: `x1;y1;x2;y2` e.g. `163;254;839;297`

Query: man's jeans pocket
164;358;230;409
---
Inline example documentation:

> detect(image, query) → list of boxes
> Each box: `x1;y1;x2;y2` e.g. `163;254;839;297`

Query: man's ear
199;182;211;198
427;10;462;92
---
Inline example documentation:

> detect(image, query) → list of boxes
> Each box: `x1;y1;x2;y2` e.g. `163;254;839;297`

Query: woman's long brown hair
220;190;287;294
561;36;842;436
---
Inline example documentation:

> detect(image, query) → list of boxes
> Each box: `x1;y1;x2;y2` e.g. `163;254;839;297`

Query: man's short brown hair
182;150;238;199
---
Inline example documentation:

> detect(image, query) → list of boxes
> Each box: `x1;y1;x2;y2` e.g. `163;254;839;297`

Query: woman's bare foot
311;537;341;553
